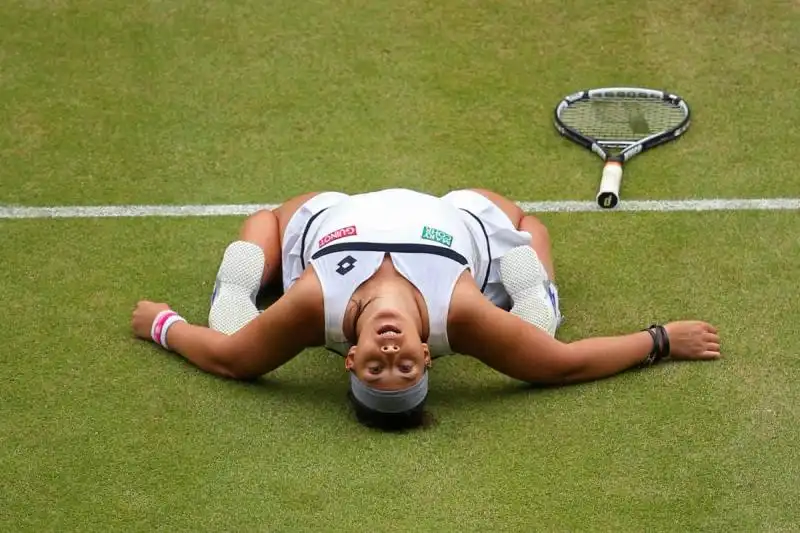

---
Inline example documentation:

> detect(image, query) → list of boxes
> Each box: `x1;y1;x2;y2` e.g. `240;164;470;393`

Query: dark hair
347;391;434;432
344;297;375;344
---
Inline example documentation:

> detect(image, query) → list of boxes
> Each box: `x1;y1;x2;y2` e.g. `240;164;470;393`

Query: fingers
134;300;157;310
703;343;721;357
702;329;721;357
698;322;718;334
700;326;721;357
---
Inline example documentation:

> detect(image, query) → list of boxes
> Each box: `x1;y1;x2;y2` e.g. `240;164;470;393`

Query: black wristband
641;324;670;366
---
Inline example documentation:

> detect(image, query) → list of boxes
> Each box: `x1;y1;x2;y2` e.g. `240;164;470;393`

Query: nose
380;343;400;354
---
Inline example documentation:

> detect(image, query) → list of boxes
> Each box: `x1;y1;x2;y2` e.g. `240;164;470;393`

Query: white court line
1;198;799;219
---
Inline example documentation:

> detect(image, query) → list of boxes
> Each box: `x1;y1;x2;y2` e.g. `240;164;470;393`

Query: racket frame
553;87;691;208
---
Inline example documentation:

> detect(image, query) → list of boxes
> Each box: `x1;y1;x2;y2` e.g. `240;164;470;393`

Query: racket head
554;87;691;160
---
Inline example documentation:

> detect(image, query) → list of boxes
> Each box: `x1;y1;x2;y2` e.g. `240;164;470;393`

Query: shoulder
446;272;564;363
272;267;326;346
283;267;324;315
446;272;496;348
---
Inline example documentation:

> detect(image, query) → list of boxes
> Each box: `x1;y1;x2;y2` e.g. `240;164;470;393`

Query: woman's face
346;307;430;391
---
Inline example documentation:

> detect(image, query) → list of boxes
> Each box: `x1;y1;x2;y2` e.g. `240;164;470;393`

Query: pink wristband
159;314;186;350
151;310;178;347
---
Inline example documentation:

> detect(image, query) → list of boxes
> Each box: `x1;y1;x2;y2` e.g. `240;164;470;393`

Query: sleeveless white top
303;189;479;356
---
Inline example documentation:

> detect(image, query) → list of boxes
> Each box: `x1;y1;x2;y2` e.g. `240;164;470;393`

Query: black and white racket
553;87;691;208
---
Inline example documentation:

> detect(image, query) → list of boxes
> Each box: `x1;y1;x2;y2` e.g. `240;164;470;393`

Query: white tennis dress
280;188;555;357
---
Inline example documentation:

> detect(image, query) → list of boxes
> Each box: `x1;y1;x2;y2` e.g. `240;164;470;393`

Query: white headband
349;371;429;414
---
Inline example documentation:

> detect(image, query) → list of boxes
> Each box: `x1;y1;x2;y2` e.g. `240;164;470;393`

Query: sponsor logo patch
421;226;453;248
319;225;357;247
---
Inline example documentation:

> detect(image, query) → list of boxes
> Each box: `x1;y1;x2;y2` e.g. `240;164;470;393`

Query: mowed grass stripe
1;211;798;531
1;0;799;206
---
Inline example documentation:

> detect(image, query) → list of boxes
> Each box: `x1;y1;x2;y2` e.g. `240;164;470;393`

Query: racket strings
559;97;686;142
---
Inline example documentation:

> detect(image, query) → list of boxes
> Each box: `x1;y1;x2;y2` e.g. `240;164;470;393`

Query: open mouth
377;324;401;336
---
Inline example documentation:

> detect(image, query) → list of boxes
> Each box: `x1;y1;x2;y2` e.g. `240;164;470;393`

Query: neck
364;279;421;321
345;271;428;343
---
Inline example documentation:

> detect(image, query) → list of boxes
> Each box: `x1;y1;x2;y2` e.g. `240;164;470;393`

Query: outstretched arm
131;270;325;380
447;279;721;385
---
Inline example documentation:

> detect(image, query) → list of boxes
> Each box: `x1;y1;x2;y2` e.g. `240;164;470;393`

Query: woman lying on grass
131;187;722;431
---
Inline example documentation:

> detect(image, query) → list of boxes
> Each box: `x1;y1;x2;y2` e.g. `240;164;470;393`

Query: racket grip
596;161;623;209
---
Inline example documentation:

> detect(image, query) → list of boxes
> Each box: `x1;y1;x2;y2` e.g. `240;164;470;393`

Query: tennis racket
553;87;691;208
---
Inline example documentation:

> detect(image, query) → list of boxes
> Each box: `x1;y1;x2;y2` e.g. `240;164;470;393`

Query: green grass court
2;0;799;531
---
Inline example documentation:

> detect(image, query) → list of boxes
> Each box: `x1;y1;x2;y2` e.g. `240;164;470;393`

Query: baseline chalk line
1;198;799;219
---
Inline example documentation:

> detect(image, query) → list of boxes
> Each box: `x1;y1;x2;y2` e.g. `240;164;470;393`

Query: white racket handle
596;161;623;208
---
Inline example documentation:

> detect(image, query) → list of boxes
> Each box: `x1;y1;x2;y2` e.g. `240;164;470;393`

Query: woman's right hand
131;300;172;342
